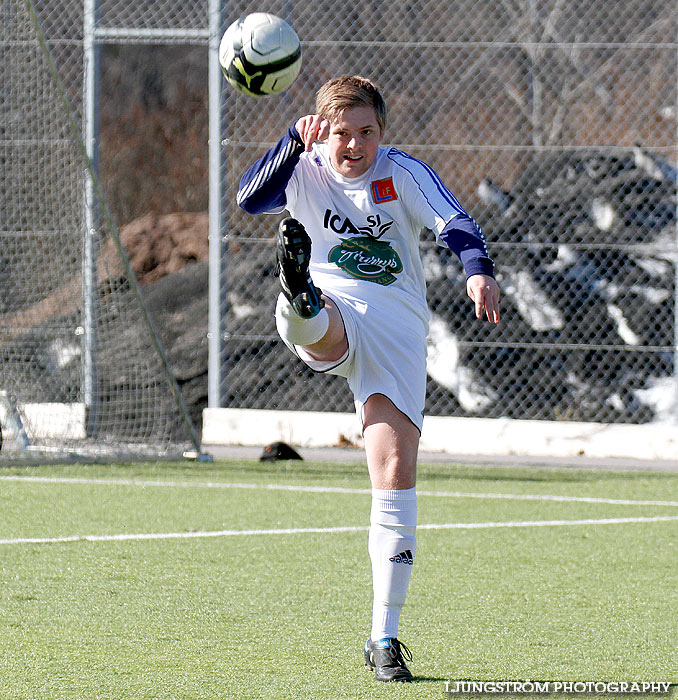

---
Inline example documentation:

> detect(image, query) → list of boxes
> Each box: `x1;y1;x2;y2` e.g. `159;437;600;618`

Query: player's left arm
440;212;500;324
389;150;500;323
466;272;500;324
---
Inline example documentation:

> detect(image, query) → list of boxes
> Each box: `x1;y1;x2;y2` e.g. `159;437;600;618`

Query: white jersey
238;131;491;429
284;143;468;328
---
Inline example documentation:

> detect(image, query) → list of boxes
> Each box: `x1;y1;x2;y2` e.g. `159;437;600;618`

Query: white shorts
283;288;428;431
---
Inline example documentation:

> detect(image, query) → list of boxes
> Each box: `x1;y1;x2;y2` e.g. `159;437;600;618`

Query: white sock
275;293;329;347
369;487;417;641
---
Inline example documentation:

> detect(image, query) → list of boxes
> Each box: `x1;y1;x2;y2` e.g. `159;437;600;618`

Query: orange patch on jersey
371;177;398;203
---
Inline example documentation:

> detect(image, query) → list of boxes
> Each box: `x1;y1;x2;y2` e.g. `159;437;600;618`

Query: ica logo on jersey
324;209;402;285
323;209;394;240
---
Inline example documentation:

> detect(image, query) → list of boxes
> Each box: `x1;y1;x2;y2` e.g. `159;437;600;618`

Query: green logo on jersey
328;236;403;286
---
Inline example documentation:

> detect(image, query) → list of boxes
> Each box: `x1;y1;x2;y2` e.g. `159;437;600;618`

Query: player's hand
467;274;500;324
295;114;330;152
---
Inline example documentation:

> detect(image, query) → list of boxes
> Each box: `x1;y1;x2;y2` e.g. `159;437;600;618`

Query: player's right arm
237;116;329;214
237;124;304;214
294;114;329;151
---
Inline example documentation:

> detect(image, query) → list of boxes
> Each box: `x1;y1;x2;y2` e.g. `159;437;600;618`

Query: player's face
327;106;383;178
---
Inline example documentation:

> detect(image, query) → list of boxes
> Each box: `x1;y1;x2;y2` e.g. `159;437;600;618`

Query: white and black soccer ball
219;13;302;97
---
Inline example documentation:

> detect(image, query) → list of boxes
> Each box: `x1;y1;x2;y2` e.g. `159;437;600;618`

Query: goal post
0;0;200;461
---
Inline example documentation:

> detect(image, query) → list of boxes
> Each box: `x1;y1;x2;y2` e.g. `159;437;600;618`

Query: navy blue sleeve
237;125;305;214
439;212;495;279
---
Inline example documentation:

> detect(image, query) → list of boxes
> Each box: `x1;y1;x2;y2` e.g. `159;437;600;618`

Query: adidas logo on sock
389;549;414;565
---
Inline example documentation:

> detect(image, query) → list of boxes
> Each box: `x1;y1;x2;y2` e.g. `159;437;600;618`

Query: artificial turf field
0;457;676;700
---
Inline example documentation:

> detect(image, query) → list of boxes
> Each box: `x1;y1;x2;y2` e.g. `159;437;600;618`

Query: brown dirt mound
118;211;209;285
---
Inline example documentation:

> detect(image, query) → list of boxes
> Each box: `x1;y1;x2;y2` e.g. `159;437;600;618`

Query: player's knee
275;293;329;346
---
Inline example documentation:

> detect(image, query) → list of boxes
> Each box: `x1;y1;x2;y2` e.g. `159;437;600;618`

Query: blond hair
315;75;387;133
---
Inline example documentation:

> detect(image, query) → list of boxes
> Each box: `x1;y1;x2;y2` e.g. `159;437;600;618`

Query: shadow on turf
219;458;676;485
410;675;448;683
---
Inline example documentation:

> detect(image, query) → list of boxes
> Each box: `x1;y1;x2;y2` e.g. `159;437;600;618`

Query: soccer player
238;75;500;682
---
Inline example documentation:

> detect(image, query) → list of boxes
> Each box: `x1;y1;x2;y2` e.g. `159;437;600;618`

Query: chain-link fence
0;0;201;459
224;0;678;425
3;1;678;457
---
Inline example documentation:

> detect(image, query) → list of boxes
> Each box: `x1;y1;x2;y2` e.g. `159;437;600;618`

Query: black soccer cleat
276;217;325;319
364;637;413;683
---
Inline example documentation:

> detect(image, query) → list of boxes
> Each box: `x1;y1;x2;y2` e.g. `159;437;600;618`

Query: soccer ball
219;13;302;97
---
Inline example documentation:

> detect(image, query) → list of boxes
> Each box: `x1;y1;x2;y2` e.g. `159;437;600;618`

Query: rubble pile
3;149;676;434
425;146;677;422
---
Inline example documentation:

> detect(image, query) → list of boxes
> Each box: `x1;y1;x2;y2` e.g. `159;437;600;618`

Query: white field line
1;475;678;508
1;515;678;546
